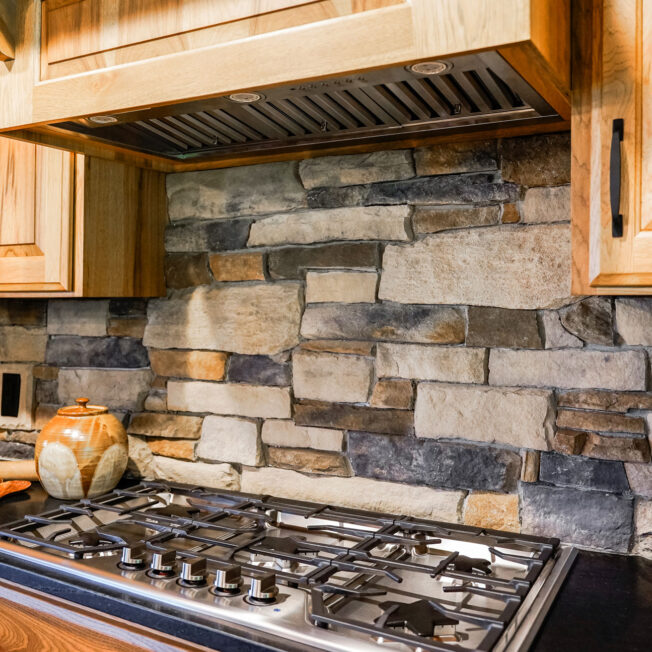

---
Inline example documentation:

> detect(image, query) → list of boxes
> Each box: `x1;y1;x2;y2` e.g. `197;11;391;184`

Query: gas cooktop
0;481;576;652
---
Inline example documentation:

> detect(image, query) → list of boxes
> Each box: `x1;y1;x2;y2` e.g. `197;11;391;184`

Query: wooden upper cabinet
572;0;652;292
0;0;570;172
0;138;74;293
0;137;166;298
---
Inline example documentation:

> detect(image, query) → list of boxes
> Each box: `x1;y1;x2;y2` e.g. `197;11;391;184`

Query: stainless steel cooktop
0;481;576;651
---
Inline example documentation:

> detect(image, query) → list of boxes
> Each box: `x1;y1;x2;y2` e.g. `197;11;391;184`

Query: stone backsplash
1;133;651;557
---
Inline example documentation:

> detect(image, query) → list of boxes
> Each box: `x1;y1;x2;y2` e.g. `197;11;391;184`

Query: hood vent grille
54;52;559;161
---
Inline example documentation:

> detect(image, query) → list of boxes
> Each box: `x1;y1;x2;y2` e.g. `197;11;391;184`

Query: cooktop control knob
214;563;242;595
120;544;145;568
248;571;278;603
150;550;176;576
180;557;207;585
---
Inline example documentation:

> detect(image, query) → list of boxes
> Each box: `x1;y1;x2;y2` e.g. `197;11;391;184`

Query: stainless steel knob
181;557;206;584
150;550;176;574
214;563;242;594
248;571;278;603
121;544;145;568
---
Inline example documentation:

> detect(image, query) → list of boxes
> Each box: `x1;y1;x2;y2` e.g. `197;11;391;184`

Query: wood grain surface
0;579;213;652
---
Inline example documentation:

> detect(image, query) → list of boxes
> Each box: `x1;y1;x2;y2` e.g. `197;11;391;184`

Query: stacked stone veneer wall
1;133;651;556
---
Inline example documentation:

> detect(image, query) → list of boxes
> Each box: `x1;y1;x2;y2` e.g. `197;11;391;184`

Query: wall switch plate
0;364;34;430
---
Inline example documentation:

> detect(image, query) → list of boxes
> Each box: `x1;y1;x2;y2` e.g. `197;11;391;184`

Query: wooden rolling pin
0;460;38;481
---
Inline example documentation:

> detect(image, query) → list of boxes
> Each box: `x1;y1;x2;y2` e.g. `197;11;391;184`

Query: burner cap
146;504;200;519
375;600;458;637
452;556;492;574
258;536;307;555
68;531;113;548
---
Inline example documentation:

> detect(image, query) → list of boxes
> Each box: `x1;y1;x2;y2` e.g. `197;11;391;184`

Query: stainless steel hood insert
52;52;560;161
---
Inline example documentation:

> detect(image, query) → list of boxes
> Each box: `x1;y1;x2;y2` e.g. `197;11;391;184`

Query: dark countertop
0;483;650;651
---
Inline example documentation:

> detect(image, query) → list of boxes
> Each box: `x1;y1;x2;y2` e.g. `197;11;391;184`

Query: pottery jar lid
57;397;108;417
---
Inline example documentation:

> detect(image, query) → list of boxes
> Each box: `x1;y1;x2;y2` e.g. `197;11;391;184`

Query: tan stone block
521;451;540;483
489;349;646;391
379;224;571;310
415;383;553;450
299;150;414;188
413;205;500;234
248;205;411;247
553;429;587;455
147;438;195;460
144;284;302;355
267;447;350;476
556;409;646;435
154;457;240;490
0;327;47;362
501;203;520;223
521;185;570;223
414;140;497;176
558;390;652;412
127;435;156;479
540;311;583;348
168;381;291;419
298;340;375;356
9;430;38;445
583;432;650;463
616;298;652;345
209;252;265;282
58;368;152;411
370;379;413;409
107;317;147;338
34;405;58;430
144;390;167;412
261;420;343;451
292;350;373;403
634;500;652;558
197;415;262;466
625;463;652;498
128;413;203;439
165;253;211;289
32;365;58;380
377;343;486;383
241;467;464;522
305;271;377;303
149;349;227;381
464;493;520;532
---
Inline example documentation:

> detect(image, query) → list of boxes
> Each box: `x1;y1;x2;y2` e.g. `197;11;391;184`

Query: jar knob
75;398;90;409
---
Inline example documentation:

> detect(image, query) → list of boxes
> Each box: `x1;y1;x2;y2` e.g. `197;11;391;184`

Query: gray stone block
46;336;149;368
348;431;521;491
165;219;251;253
539;452;629;493
227;355;291;387
520;483;633;552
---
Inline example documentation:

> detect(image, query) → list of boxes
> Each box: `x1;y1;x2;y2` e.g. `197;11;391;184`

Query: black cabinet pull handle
610;118;624;237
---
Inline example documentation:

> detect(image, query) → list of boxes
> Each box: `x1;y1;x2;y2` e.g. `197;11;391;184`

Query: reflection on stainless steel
0;481;575;652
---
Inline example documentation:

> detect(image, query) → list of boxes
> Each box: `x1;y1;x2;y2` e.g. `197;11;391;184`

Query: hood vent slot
53;52;559;161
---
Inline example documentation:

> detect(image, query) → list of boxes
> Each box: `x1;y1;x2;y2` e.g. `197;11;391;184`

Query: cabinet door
0;139;74;292
588;0;652;285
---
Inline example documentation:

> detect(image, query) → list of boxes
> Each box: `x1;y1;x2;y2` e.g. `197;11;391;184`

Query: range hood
52;52;558;163
0;0;570;170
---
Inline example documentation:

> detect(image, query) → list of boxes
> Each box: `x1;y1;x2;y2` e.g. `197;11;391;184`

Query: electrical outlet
0;364;34;430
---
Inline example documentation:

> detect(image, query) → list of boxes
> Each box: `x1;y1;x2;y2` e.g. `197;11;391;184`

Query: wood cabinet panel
0;136;165;297
0;138;74;292
42;0;403;79
572;0;652;291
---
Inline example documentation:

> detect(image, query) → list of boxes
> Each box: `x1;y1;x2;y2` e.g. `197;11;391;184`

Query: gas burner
374;600;459;637
145;504;200;519
451;556;491;574
258;536;308;555
67;531;115;548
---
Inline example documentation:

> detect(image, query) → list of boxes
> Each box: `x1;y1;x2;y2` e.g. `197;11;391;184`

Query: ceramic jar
35;398;128;500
